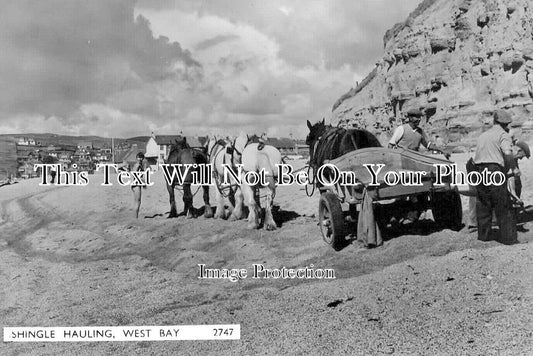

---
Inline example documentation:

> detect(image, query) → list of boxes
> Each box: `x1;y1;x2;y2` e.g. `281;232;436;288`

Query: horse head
173;135;189;150
306;118;328;147
205;134;226;159
233;132;249;157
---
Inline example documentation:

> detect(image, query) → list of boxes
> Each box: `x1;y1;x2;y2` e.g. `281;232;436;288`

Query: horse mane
310;125;381;167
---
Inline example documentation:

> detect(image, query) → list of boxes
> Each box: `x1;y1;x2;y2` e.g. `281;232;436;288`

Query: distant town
0;133;309;182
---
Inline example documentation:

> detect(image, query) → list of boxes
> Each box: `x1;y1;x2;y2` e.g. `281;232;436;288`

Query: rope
212;169;240;198
172;183;202;197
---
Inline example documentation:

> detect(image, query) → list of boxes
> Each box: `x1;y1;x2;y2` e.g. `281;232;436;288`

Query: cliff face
331;0;533;148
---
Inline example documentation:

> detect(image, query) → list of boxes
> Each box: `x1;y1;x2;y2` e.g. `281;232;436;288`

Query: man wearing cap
388;108;450;158
473;110;517;244
388;108;450;224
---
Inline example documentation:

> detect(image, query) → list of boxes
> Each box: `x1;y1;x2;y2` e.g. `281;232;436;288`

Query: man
388;108;449;224
465;156;478;231
473;110;517;244
130;152;150;219
466;140;529;232
510;140;530;199
388;108;450;158
509;140;530;232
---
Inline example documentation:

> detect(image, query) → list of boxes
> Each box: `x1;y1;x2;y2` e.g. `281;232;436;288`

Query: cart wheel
431;189;463;231
319;192;346;250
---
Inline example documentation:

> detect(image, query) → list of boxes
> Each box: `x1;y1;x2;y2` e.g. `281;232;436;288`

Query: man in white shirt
389;108;450;158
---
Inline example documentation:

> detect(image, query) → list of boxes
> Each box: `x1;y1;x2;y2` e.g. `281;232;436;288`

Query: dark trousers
475;163;516;242
516;176;522;198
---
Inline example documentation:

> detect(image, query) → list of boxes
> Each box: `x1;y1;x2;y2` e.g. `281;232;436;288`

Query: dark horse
306;119;382;171
166;136;213;219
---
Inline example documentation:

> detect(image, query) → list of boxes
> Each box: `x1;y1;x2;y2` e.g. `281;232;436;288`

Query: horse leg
203;185;213;218
213;184;226;219
229;187;244;221
167;184;178;218
182;184;196;218
263;180;277;231
242;184;260;229
226;189;235;219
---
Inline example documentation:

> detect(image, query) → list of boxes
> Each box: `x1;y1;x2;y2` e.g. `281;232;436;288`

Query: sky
0;0;420;138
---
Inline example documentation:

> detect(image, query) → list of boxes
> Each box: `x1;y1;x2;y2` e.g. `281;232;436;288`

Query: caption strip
4;325;240;342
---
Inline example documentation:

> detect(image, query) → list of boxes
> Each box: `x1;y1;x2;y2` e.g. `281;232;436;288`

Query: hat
515;140;531;158
494;110;512;124
136;152;145;159
405;108;423;118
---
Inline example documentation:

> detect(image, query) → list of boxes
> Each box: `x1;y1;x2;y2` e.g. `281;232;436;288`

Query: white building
145;133;206;170
17;137;38;146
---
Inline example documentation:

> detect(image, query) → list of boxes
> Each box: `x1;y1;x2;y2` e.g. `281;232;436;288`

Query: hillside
331;0;533;148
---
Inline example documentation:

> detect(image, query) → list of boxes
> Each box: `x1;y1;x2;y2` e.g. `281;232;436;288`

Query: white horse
234;132;283;230
205;135;244;220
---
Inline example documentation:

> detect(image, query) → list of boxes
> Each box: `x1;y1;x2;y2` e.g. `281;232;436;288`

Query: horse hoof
228;215;238;222
204;210;214;219
247;222;259;230
265;223;277;231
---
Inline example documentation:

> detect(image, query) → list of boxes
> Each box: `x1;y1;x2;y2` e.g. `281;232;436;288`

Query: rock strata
331;0;533;149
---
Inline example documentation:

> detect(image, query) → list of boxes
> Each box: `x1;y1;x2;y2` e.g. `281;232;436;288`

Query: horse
233;132;283;230
205;135;244;220
165;136;213;219
306;118;382;171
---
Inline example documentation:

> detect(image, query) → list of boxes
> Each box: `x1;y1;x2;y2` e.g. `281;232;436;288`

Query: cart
316;147;462;250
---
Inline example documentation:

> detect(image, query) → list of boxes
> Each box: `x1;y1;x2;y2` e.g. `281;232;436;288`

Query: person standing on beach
388;108;449;224
388;108;450;158
508;140;530;232
466;139;529;232
509;140;530;200
131;152;149;219
473;110;517;244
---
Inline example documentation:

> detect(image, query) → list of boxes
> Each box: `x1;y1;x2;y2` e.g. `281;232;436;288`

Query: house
77;141;93;149
295;142;310;158
17;137;39;146
92;151;110;163
114;144;146;169
17;151;40;178
264;137;297;156
145;134;207;170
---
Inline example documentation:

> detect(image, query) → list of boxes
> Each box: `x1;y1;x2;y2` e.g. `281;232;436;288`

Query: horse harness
209;139;242;198
209;136;275;197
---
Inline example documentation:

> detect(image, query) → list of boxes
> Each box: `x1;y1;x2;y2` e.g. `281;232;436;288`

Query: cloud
3;1;420;138
132;7;365;137
195;34;240;51
0;0;198;120
139;0;420;71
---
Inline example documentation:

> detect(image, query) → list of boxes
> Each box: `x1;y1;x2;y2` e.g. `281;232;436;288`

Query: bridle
231;135;252;168
207;137;241;198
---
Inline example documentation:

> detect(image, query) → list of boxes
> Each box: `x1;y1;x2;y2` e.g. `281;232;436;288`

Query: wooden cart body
316;147;462;250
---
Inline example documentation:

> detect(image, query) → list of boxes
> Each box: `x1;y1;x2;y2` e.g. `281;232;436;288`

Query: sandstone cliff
331;0;533;149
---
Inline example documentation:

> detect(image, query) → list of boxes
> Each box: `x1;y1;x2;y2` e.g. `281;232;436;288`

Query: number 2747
213;328;233;336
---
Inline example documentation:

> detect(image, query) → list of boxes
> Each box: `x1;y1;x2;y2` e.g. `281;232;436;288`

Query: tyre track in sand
0;187;135;264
